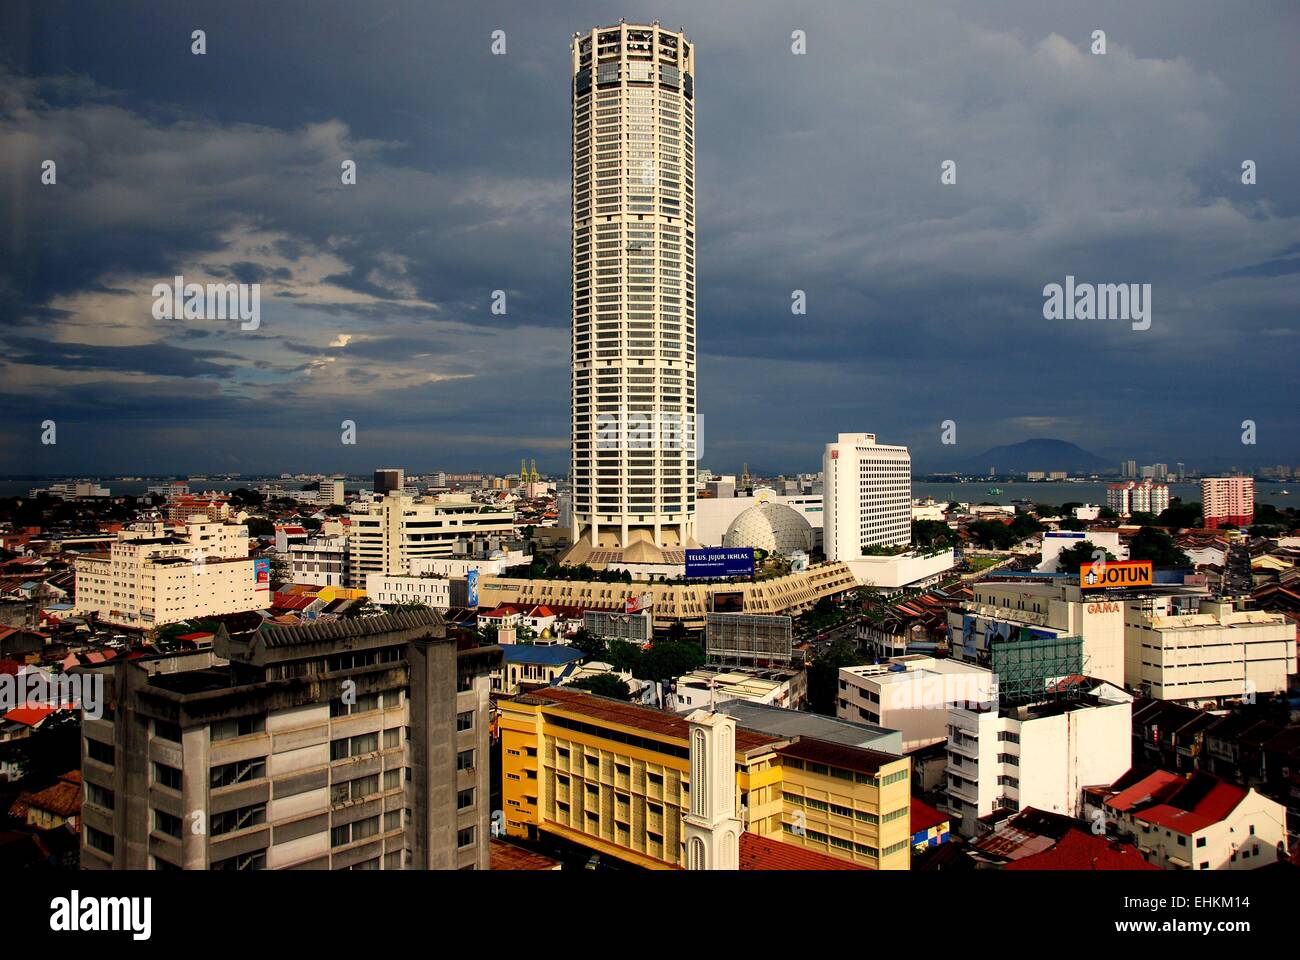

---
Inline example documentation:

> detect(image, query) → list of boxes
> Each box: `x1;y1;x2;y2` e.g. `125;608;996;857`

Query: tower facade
823;433;912;561
566;22;697;567
682;709;742;870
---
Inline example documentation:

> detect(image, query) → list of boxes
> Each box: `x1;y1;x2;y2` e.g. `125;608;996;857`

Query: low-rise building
498;687;913;870
949;579;1134;687
289;535;348;587
1092;770;1288;870
73;522;266;628
671;666;806;712
1124;596;1295;704
945;679;1134;837
365;573;451;611
491;645;585;696
837;656;997;752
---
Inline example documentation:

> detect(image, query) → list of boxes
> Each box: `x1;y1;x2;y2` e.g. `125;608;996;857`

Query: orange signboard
1080;560;1152;590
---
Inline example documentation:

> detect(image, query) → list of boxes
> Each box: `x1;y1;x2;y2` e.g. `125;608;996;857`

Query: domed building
722;502;813;556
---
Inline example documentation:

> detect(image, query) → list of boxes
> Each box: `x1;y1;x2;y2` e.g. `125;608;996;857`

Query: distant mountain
943;438;1111;474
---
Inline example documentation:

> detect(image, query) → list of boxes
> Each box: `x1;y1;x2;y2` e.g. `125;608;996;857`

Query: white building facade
945;683;1133;836
822;433;911;561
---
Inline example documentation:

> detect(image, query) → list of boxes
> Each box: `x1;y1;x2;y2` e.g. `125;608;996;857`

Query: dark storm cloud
0;0;1296;475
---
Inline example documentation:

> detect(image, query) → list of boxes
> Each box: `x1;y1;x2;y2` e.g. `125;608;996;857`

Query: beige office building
73;522;265;628
1124;596;1295;703
347;492;515;584
564;22;698;568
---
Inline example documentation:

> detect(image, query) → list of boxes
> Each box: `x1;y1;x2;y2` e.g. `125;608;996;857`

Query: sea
911;480;1297;510
0;478;1295;510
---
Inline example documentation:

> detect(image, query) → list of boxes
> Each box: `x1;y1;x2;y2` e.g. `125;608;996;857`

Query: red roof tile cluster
1106;770;1250;836
739;832;866;870
911;798;949;835
1004;830;1159;871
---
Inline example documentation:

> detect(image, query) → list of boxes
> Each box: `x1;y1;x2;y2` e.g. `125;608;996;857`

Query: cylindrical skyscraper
565;21;697;567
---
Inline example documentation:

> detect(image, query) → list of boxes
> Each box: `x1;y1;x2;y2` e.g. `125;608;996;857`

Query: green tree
569;628;607;661
245;517;275;538
1055;541;1115;574
568;673;632;701
912;519;955;549
1157;501;1203;529
605;639;643;674
1128;527;1191;568
807;638;865;716
1098;506;1120;520
638;640;705;682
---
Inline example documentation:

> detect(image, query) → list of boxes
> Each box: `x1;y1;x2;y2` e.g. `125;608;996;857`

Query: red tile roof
2;705;57;727
1105;770;1183;812
739;832;867;870
1134;804;1216;834
1003;830;1159;871
1191;781;1249;822
911;798;949;835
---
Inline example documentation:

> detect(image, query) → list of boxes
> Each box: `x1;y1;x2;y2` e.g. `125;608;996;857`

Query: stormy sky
1;0;1297;477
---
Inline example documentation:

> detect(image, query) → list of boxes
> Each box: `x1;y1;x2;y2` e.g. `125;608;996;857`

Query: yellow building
499;687;911;869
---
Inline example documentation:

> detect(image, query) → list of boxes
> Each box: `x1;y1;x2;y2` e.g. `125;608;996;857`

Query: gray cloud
0;0;1297;475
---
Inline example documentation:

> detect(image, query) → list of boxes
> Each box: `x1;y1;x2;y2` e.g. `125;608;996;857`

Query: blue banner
685;548;755;579
467;569;479;607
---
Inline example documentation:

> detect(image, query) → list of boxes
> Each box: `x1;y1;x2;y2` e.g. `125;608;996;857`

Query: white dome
722;502;813;556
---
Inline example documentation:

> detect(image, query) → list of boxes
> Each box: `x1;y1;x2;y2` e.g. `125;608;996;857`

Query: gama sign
1080;559;1152;590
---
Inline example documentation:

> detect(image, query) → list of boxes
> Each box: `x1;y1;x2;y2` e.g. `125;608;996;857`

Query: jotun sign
1080;559;1152;590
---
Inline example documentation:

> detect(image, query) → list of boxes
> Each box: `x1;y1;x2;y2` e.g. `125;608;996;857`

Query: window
87;739;115;766
457;749;475;771
1196;836;1206;848
86;826;115;855
458;788;475;810
383;728;401;749
331;733;379;760
210;757;266;789
383;769;402;791
384;810;402;831
154;720;182;743
154;810;182;839
211;716;264;741
457;826;476;849
212;851;265;871
150;762;181;791
457;711;474;732
86;782;115;809
210;803;266;837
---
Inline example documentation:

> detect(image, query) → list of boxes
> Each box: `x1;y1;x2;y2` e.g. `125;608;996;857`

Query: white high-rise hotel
565;22;698;568
823;434;912;561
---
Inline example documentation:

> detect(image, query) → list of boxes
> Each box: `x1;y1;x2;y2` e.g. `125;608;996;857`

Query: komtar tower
563;21;699;568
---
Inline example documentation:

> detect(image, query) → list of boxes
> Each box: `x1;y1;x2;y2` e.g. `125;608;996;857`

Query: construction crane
529;459;540;483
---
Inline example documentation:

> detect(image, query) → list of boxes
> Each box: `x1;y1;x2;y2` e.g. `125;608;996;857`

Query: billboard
706;612;794;664
254;558;270;588
685;548;755;579
466;569;479;608
712;591;745;614
1080;560;1152;590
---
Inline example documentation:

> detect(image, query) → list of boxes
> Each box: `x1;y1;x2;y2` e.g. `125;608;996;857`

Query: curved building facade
565;22;697;567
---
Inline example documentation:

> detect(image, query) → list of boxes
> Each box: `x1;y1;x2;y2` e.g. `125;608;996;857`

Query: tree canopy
568;673;632;701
